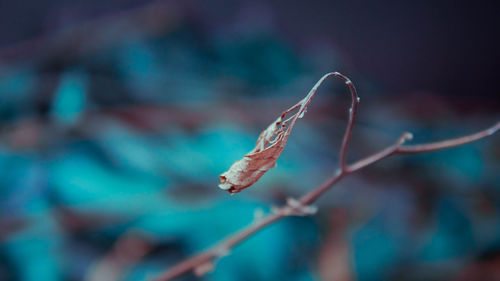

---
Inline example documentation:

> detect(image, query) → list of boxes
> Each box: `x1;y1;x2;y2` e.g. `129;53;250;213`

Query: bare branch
151;213;283;281
347;122;499;172
150;73;499;281
396;121;500;154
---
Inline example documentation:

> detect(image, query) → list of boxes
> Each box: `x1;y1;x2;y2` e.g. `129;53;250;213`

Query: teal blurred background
0;1;499;280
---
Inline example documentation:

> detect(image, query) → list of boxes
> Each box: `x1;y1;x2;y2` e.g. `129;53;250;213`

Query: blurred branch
151;73;500;281
0;218;29;242
86;230;153;281
0;0;182;64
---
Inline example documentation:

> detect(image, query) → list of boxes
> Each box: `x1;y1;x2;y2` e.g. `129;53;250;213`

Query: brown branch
336;75;359;172
86;230;153;281
287;72;359;172
152;213;283;281
347;121;500;172
150;74;500;281
396;121;500;154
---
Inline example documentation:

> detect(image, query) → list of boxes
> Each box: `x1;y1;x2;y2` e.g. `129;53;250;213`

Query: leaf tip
219;175;241;194
218;176;230;189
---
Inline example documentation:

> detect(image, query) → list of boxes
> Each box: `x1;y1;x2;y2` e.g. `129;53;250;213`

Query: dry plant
151;72;500;281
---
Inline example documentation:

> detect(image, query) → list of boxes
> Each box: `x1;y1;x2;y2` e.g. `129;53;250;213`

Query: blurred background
0;0;499;280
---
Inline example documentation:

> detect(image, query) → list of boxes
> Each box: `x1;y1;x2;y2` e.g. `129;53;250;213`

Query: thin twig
347;121;500;172
336;75;359;172
151;214;283;281
396;121;500;154
150;74;499;281
291;72;360;172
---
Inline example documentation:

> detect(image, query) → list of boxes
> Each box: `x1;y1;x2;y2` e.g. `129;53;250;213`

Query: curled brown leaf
219;72;353;194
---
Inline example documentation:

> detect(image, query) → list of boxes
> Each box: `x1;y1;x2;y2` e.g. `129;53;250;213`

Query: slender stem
151;213;284;281
336;75;359;172
151;252;213;281
305;72;359;172
348;122;500;172
396;121;500;154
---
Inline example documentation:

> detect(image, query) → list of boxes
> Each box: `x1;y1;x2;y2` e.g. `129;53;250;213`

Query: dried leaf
219;73;339;194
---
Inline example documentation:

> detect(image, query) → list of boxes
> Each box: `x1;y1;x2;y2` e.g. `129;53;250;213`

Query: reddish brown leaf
219;73;341;194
